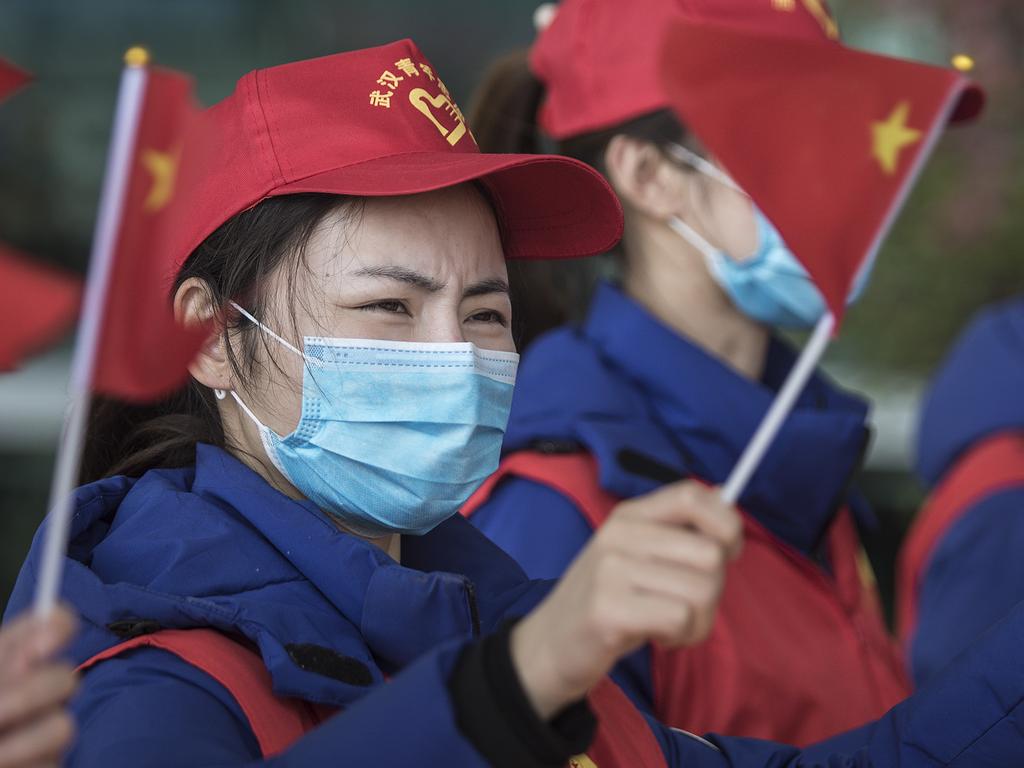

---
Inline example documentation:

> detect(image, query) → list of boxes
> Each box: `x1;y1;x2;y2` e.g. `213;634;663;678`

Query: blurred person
464;0;910;745
898;297;1024;685
0;605;76;767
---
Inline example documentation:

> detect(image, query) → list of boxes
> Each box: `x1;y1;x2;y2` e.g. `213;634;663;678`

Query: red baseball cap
530;0;845;139
167;39;623;277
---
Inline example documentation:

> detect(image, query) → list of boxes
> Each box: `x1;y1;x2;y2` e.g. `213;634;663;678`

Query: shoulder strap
78;629;326;757
579;677;668;768
462;451;620;529
80;632;665;766
897;431;1024;642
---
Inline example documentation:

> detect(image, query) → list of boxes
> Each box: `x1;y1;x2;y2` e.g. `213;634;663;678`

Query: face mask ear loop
225;388;267;432
668;215;721;259
229;300;306;360
222;387;291;477
665;143;746;196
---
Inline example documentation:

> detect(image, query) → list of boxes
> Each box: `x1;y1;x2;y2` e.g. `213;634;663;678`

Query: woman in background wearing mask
464;0;907;746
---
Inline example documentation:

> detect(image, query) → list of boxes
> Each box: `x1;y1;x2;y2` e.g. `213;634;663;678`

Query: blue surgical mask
664;143;871;329
220;304;519;538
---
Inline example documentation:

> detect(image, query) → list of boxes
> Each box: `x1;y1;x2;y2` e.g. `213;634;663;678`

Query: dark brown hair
81;193;358;484
468;50;688;349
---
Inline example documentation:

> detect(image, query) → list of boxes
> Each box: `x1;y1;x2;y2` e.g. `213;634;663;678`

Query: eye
358;300;410;316
467;309;508;327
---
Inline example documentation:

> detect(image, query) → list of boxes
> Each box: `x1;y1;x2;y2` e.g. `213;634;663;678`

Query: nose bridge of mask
303;337;519;386
229;301;519;380
224;301;519;435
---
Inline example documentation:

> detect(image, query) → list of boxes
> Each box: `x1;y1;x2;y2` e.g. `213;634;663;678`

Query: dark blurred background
0;0;1021;620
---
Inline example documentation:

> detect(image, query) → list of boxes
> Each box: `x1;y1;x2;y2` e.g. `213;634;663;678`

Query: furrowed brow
352;265;446;293
463;278;510;299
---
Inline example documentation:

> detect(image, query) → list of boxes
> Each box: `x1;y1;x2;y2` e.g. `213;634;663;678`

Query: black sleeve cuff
449;620;596;768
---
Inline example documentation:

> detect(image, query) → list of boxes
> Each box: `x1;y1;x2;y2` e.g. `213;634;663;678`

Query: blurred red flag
660;19;984;326
0;58;29;103
0;61;77;370
0;244;81;371
91;66;209;401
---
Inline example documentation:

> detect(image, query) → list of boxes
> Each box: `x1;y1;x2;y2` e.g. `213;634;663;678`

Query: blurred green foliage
828;0;1024;375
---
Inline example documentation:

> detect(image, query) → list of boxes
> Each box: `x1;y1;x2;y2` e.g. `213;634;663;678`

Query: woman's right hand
511;481;742;719
0;605;77;768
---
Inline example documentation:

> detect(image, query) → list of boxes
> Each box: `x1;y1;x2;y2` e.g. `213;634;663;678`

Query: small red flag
0;58;29;103
659;19;984;325
91;66;210;401
0;244;81;371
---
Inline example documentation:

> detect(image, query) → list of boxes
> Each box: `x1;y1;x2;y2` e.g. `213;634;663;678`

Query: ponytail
469;50;591;349
468;50;545;155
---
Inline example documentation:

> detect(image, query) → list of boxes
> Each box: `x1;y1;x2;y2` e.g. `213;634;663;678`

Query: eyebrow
463;277;510;299
351;265;509;299
352;265;445;292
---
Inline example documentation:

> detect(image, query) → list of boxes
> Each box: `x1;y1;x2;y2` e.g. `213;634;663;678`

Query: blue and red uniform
8;440;1024;765
466;282;910;744
898;297;1024;687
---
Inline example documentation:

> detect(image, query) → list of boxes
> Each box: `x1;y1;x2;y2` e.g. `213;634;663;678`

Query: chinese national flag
659;20;984;325
91;66;210;401
0;244;81;371
0;58;29;103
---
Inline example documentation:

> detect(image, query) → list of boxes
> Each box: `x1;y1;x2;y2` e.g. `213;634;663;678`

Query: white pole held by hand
34;50;150;616
720;312;835;506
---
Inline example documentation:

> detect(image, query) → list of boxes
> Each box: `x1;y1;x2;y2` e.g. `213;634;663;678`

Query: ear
603;134;692;222
174;277;231;393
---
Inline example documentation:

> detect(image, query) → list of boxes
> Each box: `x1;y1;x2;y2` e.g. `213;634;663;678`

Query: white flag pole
33;49;150;616
720;311;835;506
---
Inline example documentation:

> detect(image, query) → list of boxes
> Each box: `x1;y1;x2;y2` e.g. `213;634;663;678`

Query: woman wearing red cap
464;0;909;746
2;39;742;767
8;37;1024;768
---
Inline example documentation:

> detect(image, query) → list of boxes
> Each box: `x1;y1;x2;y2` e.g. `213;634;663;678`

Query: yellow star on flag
871;101;922;176
141;147;180;212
